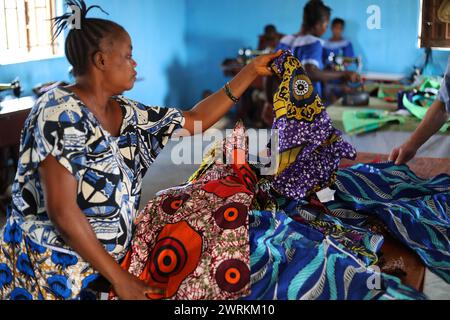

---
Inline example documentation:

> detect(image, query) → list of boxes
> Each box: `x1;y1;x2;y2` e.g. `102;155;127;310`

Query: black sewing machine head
326;52;362;73
0;79;22;99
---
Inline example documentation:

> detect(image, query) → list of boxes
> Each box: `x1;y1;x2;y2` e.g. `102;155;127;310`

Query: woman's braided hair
52;0;125;76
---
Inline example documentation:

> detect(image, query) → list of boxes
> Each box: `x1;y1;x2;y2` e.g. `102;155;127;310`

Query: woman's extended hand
112;270;164;300
249;50;283;77
182;50;282;135
389;141;418;165
343;71;361;83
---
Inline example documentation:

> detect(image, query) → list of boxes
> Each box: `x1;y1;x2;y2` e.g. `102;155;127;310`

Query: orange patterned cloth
110;122;257;300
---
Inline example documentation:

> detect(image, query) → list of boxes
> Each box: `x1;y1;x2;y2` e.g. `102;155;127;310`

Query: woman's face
332;23;344;38
313;19;330;37
101;31;138;94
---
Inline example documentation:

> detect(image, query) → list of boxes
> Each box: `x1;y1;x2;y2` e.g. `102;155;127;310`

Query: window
419;0;450;49
0;0;64;65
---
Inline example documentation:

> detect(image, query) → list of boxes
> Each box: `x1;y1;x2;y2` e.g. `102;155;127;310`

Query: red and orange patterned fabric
111;122;257;300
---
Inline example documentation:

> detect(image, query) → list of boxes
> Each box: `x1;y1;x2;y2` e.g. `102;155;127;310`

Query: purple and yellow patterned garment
270;51;356;199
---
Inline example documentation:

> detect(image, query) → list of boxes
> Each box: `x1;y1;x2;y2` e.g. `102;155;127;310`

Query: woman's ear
92;51;107;71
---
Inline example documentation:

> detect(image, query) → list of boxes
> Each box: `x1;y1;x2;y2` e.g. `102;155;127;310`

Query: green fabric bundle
402;95;450;133
343;109;406;135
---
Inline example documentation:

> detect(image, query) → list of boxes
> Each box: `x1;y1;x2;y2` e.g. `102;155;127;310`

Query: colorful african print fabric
114;120;430;300
244;210;426;300
113;122;257;300
0;87;184;300
276;34;325;96
279;198;383;266
328;162;450;284
270;51;356;200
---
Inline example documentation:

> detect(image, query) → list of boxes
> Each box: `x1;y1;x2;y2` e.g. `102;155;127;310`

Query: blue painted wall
0;0;187;107
184;0;450;105
1;0;449;109
0;58;69;96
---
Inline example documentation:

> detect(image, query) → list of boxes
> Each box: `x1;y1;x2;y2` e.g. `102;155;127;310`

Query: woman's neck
71;77;113;114
299;26;319;38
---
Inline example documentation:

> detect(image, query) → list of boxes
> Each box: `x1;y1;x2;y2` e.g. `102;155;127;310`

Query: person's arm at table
389;99;448;165
304;64;359;83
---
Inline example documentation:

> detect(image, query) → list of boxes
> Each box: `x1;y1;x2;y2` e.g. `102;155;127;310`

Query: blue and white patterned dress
0;87;184;300
323;38;355;66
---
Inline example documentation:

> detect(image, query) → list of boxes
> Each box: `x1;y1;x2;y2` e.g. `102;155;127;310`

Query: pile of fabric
115;51;449;300
110;122;256;300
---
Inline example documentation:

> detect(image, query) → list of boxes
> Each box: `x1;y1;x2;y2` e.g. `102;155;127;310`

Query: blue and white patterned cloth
328;162;450;283
9;87;184;260
244;210;426;300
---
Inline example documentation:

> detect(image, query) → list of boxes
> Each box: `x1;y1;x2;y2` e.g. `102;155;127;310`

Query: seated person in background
258;24;285;51
275;0;359;103
322;17;357;102
390;58;450;165
323;18;355;65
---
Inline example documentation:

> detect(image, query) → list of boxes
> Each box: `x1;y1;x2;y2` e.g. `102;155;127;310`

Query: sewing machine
326;52;363;73
221;48;272;77
342;81;370;106
220;48;268;127
0;79;22;105
324;53;371;106
237;48;272;65
0;79;31;212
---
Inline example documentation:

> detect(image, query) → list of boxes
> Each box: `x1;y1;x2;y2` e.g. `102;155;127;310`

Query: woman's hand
249;50;283;77
389;141;418;165
343;71;360;83
112;270;164;300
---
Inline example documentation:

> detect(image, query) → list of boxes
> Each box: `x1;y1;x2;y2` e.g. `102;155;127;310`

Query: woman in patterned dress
0;0;280;300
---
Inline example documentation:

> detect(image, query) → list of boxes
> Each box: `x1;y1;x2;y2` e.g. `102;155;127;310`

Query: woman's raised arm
182;51;282;135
